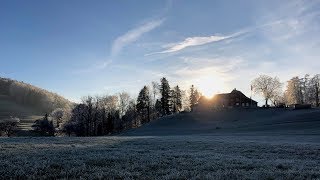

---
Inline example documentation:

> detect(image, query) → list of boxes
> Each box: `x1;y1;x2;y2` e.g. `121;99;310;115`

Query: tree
189;85;200;111
106;112;114;134
63;104;87;136
271;93;285;106
32;114;55;136
0;117;20;137
285;76;303;105
50;108;71;128
310;75;320;106
136;86;151;124
285;74;320;106
155;99;162;115
101;95;119;113
151;81;160;106
171;85;182;113
160;77;171;115
118;92;130;118
63;94;123;136
82;96;94;136
251;75;282;107
122;100;138;129
181;90;190;112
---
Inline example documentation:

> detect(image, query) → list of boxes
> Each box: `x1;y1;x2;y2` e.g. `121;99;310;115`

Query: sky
1;0;320;105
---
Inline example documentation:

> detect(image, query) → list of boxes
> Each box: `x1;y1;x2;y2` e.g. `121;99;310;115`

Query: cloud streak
146;29;251;55
111;18;165;57
77;18;165;73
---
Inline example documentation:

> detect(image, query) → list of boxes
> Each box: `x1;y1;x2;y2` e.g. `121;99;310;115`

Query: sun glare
194;74;226;98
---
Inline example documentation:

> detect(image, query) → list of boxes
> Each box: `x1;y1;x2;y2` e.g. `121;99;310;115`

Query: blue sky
1;0;320;104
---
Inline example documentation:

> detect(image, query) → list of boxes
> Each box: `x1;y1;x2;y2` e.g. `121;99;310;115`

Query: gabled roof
214;89;257;103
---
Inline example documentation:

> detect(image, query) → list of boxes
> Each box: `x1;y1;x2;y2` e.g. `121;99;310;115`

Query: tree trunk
316;84;319;107
147;105;150;123
265;99;268;107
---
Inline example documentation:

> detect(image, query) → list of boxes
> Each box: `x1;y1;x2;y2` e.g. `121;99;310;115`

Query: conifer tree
189;85;197;111
160;77;171;115
172;85;182;113
136;86;151;124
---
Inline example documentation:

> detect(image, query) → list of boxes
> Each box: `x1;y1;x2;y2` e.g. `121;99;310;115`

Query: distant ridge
0;77;72;115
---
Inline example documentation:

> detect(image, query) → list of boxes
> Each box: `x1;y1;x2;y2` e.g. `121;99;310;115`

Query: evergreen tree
136;86;151;124
189;85;197;111
172;85;182;113
160;77;171;115
106;112;114;134
155;99;162;115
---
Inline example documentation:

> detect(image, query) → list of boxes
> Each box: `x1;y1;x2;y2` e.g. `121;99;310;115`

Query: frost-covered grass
0;135;319;179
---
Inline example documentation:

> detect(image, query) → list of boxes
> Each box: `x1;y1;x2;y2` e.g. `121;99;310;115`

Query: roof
214;89;257;103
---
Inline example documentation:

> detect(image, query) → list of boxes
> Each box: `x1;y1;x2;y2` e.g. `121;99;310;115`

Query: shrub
0;117;20;137
32;114;55;136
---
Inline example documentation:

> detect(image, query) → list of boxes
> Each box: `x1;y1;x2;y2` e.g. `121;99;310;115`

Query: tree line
252;74;320;107
36;77;201;136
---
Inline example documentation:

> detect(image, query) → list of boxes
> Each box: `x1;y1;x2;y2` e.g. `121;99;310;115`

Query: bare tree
285;76;304;105
271;93;285;106
101;95;119;113
50;108;71;128
151;81;159;106
309;74;320;106
181;90;190;111
251;75;282;107
118;92;130;117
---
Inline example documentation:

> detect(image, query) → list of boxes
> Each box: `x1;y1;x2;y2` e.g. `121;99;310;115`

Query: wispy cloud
146;35;229;55
111;18;165;57
151;35;230;54
75;18;165;73
145;27;257;56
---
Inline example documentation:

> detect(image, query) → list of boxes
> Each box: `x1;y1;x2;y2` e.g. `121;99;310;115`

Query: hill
0;77;72;113
124;108;320;136
0;77;73;132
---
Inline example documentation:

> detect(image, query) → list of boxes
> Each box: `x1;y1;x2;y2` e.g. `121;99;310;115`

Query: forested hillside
0;77;72;114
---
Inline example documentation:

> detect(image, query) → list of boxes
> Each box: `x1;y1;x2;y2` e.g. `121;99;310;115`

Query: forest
0;74;319;137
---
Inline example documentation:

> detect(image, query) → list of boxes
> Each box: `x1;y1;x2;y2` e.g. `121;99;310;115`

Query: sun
194;74;226;98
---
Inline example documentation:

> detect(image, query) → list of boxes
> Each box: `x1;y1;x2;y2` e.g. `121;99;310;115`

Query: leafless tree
181;90;190;111
118;92;130;117
307;74;320;107
50;108;71;128
251;75;282;106
151;81;160;106
285;76;304;105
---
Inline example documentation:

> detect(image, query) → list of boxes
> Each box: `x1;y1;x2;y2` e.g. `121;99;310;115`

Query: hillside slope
0;94;42;132
124;108;320;136
0;77;72;114
0;77;72;132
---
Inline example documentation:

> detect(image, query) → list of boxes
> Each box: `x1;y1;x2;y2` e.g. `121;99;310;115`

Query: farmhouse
212;89;257;108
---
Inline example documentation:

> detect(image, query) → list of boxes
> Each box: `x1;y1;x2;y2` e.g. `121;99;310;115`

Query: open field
0;135;319;179
0;109;320;179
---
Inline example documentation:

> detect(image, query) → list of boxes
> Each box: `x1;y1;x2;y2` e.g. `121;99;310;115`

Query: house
212;89;258;108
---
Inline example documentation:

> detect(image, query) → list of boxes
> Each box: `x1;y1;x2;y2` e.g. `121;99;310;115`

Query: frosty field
0;135;320;179
1;109;320;179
